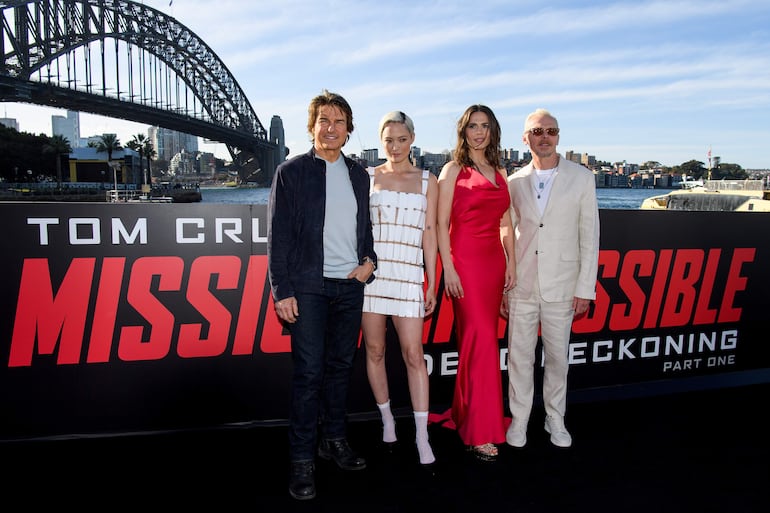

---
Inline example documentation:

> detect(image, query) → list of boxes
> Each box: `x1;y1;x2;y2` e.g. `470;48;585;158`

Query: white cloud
4;0;770;167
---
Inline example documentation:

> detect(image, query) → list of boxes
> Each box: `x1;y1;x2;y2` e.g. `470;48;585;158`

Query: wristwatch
362;256;377;271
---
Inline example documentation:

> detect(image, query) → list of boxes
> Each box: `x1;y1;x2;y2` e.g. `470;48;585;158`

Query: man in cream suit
502;108;600;448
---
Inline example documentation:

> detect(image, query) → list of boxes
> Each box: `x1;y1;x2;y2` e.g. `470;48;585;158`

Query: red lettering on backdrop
430;257;455;344
258;293;292;354
660;249;704;327
574;249;617;333
87;257;126;362
612;249;655;331
573;247;755;334
719;248;754;323
421;264;439;344
251;255;291;354
431;289;456;344
232;255;267;355
9;258;94;367
177;255;240;358
644;249;673;329
5;246;756;367
119;256;183;362
692;249;720;325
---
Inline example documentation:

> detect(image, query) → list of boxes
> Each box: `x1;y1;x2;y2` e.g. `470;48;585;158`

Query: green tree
710;162;747;180
674;160;707;180
43;134;72;190
143;140;156;183
94;133;122;162
94;134;122;189
0;125;50;182
126;133;148;185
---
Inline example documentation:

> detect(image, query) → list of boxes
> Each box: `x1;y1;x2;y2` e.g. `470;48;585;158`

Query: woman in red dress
436;104;515;461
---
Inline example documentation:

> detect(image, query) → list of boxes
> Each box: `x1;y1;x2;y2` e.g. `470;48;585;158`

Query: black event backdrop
1;203;768;441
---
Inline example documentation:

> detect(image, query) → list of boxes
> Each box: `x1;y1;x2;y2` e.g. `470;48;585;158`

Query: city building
269;115;286;174
410;146;421;166
148;126;198;162
0;117;19;131
420;151;450;176
361;148;379;166
52;110;81;147
581;153;596;167
502;148;520;162
197;152;217;177
168;149;198;176
67;146;141;186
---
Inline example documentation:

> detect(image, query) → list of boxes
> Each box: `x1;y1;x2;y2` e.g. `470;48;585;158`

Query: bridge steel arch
0;0;278;183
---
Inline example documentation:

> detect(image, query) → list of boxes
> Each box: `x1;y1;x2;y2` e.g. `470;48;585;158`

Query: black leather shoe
288;460;316;500
318;438;367;470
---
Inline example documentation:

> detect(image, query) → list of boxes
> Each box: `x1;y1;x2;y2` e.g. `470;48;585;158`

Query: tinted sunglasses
528;127;560;136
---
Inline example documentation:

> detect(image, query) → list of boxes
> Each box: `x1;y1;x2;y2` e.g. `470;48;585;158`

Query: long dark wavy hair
453;104;502;169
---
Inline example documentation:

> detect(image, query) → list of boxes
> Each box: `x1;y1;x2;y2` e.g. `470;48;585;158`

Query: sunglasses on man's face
527;127;560;137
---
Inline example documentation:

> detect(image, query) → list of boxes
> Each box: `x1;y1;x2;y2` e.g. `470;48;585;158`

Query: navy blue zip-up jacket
267;148;377;303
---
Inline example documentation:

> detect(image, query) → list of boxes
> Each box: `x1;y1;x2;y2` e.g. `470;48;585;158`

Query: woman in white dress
362;111;438;466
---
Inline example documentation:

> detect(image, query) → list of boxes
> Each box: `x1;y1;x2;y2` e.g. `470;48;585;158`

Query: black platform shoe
420;461;439;477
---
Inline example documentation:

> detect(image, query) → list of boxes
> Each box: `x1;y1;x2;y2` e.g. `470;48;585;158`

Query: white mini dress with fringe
363;169;430;318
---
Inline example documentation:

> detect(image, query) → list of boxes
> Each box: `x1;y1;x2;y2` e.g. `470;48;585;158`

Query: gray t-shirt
323;155;358;279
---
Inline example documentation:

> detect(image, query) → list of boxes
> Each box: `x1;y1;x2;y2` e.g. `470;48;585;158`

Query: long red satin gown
446;166;510;446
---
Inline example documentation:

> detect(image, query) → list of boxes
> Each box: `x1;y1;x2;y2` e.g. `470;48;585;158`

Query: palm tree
94;134;122;192
127;133;148;186
143;140;157;184
94;133;121;161
43;134;72;190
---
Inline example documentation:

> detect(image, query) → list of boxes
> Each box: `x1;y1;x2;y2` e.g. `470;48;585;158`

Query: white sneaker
505;419;528;448
544;415;572;448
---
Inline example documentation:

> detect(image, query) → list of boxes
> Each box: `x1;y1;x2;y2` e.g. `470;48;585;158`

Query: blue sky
4;0;770;169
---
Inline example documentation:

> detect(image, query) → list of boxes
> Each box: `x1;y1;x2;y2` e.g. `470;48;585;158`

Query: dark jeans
288;277;365;462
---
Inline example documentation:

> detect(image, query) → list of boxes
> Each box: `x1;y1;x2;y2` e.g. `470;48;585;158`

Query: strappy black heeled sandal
467;443;498;462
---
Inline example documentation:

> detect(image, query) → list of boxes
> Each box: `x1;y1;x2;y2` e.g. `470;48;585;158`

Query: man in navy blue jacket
268;89;377;501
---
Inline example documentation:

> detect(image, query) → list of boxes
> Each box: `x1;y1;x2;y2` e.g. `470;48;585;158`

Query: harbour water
200;186;656;210
593;187;660;209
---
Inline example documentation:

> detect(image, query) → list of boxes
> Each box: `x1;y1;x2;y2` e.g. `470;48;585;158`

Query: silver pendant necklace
534;169;557;199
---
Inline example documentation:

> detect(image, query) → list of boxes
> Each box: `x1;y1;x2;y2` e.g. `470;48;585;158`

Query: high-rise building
582;154;596;167
270;115;285;160
269;115;286;182
502;148;519;162
149;126;198;162
410;146;421;165
361;148;379;165
421;152;450;176
565;150;582;164
0;117;19;130
52;110;80;147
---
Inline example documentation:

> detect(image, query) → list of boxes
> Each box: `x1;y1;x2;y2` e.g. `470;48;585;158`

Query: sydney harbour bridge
0;0;281;184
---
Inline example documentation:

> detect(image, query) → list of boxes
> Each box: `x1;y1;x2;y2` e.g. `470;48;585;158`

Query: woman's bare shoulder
438;160;461;180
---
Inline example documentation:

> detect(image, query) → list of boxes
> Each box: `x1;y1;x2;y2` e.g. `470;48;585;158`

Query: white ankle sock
378;400;397;443
414;411;435;465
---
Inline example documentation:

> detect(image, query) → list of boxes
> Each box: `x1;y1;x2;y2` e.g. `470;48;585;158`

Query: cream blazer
507;158;600;302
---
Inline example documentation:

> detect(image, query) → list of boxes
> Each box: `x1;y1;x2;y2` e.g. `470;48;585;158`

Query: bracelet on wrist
362;256;376;271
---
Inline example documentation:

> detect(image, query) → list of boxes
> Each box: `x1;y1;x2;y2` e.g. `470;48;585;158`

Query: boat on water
640;178;770;212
